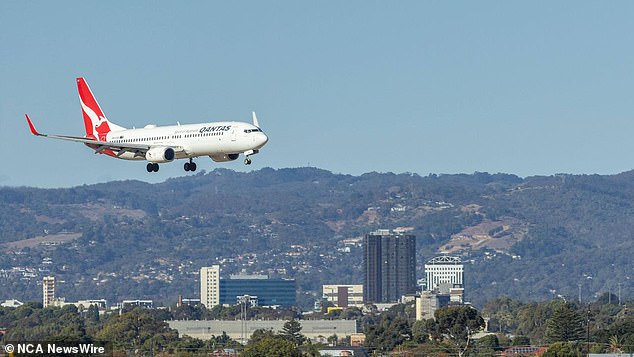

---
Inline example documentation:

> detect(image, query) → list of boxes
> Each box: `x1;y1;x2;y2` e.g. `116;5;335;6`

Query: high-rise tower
364;229;416;303
200;265;220;308
43;276;55;308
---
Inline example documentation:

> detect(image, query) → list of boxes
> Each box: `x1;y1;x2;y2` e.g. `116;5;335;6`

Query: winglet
252;111;260;128
25;114;42;136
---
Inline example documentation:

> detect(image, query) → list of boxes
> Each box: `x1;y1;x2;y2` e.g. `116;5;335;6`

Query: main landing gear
184;159;197;172
146;163;159;172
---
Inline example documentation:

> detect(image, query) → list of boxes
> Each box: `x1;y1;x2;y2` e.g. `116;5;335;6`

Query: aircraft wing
25;114;186;157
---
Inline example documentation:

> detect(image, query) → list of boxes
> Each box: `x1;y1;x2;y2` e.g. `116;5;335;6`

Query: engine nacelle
146;147;175;163
210;153;240;162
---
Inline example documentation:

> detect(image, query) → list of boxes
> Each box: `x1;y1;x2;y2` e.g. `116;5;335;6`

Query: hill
1;167;633;308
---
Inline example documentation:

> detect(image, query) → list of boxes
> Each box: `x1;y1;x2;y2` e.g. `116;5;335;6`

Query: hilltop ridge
1;167;633;307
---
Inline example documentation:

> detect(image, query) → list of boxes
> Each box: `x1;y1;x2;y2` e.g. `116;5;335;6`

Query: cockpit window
244;129;261;133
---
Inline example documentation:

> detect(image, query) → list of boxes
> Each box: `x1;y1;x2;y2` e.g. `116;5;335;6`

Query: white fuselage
105;121;268;160
26;77;268;172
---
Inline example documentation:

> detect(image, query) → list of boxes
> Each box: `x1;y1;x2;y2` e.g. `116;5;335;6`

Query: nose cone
256;131;269;148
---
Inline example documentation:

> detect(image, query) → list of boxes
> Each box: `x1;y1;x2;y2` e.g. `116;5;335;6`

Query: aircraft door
230;126;237;141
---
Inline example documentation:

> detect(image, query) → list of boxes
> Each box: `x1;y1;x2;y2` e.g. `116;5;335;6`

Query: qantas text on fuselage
26;77;268;173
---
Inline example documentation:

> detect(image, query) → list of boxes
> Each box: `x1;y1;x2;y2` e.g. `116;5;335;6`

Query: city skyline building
363;229;416;303
200;268;296;308
322;285;364;308
415;291;450;321
200;265;220;308
220;274;296;308
42;276;55;308
424;256;464;292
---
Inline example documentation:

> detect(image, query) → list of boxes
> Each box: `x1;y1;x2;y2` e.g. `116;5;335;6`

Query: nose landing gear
243;149;259;165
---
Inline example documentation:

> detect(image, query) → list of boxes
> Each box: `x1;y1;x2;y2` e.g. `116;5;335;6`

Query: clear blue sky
2;1;634;188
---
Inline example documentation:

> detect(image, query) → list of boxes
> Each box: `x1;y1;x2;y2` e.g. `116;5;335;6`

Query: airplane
25;77;268;173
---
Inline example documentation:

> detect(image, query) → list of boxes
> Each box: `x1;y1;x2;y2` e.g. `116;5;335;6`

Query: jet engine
146;147;175;163
210;153;240;162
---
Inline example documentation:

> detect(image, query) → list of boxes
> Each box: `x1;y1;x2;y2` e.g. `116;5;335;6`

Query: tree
364;314;412;352
516;301;558;344
341;307;363;320
192;332;242;351
608;335;623;353
544;303;584;343
435;306;485;357
512;335;531;346
482;296;523;333
249;328;276;345
279;319;306;346
96;308;179;353
3;304;88;342
300;340;323;357
411;320;431;344
166;335;204;355
477;334;499;349
171;304;204;320
543;341;583;357
475;334;499;357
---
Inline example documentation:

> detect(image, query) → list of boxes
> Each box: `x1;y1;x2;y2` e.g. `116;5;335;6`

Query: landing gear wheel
153;163;159;172
244;158;252;165
184;160;197;172
147;163;159;172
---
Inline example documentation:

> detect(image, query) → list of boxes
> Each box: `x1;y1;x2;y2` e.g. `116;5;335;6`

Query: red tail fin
77;78;125;141
77;77;108;140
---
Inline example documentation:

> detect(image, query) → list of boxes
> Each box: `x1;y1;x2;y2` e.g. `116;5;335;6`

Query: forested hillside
1;167;633;307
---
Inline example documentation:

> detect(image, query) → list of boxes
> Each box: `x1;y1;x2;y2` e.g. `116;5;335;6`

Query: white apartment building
43;276;55;308
424;256;463;292
200;265;220;308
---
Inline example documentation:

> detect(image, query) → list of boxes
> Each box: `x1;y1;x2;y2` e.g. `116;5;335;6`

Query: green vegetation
0;304;315;356
3;296;634;355
360;296;634;355
241;320;313;357
0;304;243;355
544;302;585;343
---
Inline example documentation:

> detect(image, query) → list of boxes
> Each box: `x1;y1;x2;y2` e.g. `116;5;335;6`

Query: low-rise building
415;291;450;321
119;300;153;309
200;266;296;308
168;319;358;343
501;346;547;356
322;285;363;308
1;299;23;308
220;275;296;308
318;346;368;356
55;298;106;309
